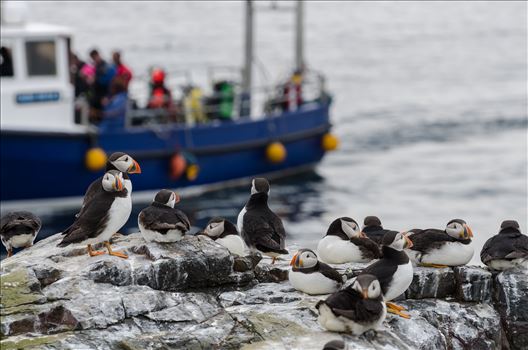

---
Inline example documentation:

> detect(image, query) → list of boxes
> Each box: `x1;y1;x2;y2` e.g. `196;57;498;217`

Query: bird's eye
125;157;129;162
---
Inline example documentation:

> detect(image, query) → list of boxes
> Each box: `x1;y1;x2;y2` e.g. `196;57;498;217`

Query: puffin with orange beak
58;170;131;259
138;189;190;243
316;217;381;264
362;231;414;318
405;219;474;268
288;249;345;295
316;274;386;334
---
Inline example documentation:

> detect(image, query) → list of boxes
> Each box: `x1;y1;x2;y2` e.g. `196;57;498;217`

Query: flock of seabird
1;151;527;337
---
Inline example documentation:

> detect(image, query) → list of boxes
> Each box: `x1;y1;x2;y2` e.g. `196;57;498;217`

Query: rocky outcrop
1;232;526;350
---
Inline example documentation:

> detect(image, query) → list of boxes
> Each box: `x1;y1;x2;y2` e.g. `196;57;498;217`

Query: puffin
362;231;414;318
317;217;380;264
1;211;42;257
406;219;474;267
58;170;131;258
480;220;528;271
138;189;190;243
362;216;398;245
316;274;386;335
289;248;345;295
237;178;288;264
200;217;246;256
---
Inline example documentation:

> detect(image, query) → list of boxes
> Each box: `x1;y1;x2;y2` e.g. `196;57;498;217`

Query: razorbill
289;248;345;295
316;274;386;335
237;178;288;263
200;217;246;256
481;220;528;271
362;231;414;318
138;189;190;243
1;211;42;257
317;217;380;264
362;216;399;246
406;219;474;267
58;170;131;258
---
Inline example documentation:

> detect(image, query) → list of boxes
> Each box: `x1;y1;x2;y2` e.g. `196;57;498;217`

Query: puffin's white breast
237;207;246;236
488;258;528;271
215;235;246;256
6;233;36;248
384;260;413;301
420;241;474;266
289;270;340;295
317;235;369;264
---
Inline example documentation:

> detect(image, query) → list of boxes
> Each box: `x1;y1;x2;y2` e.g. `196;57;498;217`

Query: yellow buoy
266;142;287;164
186;164;200;181
322;133;339;151
85;147;107;172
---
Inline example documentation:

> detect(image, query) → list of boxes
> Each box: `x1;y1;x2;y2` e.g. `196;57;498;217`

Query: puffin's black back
317;285;383;323
58;188;128;246
0;211;41;240
481;221;528;263
139;202;190;235
325;217;356;240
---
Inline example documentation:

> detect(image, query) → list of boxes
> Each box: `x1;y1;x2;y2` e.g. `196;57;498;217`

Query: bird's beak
128;159;142;174
114;177;124;191
362;289;369;299
463;224;474;238
290;253;302;267
359;231;367;238
174;192;181;204
404;233;413;248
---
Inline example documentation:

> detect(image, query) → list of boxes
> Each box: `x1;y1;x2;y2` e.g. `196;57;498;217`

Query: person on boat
147;68;172;109
112;51;133;89
89;49;116;114
282;69;304;111
99;77;128;131
70;53;90;98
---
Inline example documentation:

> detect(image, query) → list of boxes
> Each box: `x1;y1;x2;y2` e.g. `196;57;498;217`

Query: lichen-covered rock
494;270;528;350
454;266;492;302
1;232;527;350
405;267;456;299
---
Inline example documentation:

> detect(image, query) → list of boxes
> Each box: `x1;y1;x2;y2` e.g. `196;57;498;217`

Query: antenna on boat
295;1;305;72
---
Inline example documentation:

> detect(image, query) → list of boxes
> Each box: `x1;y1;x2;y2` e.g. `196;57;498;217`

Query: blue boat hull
1;104;331;201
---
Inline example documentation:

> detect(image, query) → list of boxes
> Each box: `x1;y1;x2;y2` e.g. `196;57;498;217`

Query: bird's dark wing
318;262;345;284
82;178;102;208
244;212;287;254
350;237;381;260
0;212;41;240
480;236;495;264
139;207;190;233
409;229;454;253
482;233;528;262
353;299;384;323
58;193;114;246
362;260;397;295
323;288;361;312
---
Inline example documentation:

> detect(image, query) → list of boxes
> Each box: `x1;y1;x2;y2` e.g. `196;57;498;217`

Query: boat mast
242;0;254;94
294;0;304;72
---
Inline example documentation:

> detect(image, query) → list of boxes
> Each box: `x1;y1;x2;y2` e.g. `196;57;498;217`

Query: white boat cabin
1;8;79;132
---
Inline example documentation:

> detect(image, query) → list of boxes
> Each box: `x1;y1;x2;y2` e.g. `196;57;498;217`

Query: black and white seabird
200;217;246;256
316;274;386;334
138;189;190;243
237;178;288;264
406;219;474;267
481;220;528;271
289;248;345;295
362;231;414;318
317;217;380;264
1;211;42;257
79;152;140;215
362;216;399;246
58;170;131;258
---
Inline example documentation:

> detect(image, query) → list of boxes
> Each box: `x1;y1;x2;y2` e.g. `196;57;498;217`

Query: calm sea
4;1;527;264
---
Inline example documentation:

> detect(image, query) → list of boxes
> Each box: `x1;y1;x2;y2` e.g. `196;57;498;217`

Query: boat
0;1;338;204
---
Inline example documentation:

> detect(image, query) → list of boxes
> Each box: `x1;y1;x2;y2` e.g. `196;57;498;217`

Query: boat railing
123;67;329;127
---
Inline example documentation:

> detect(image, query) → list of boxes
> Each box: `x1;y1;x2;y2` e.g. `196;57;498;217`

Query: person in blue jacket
100;77;127;131
89;49;116;116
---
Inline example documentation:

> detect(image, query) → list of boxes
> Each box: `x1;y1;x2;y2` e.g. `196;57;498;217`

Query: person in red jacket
148;68;172;109
112;51;133;89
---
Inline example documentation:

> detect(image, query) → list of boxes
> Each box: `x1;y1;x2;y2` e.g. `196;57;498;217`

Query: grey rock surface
1;232;526;350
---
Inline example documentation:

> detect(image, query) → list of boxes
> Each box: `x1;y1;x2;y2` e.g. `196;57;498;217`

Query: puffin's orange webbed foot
104;241;128;259
87;244;105;257
420;263;449;268
7;249;13;257
387;307;411;319
386;302;406;311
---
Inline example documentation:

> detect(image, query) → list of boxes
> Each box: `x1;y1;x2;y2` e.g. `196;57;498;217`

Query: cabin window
0;46;14;77
25;40;57;76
